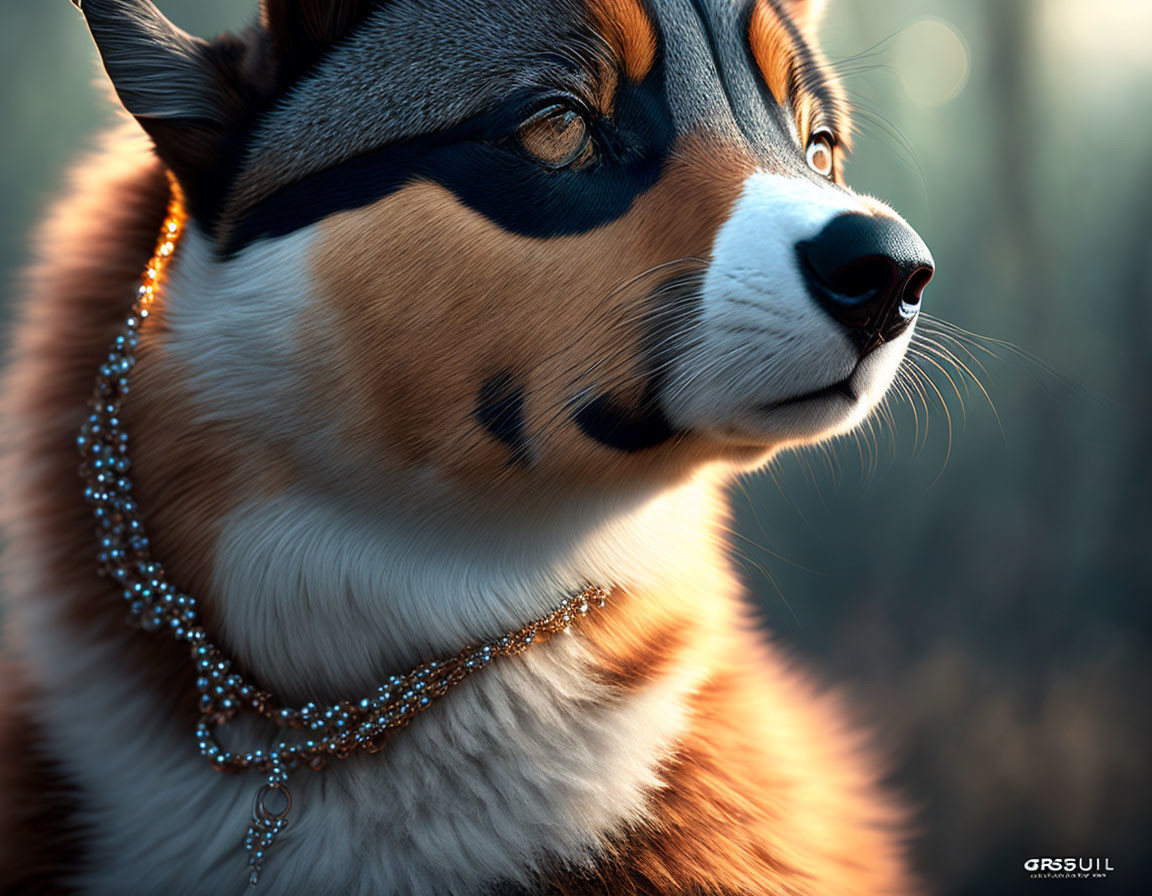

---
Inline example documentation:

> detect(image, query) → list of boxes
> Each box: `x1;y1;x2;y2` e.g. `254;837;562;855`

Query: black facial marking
150;13;387;233
573;270;700;454
476;371;532;465
222;60;673;256
575;387;679;454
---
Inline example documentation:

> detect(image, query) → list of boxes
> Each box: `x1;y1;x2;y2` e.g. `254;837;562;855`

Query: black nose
797;213;934;352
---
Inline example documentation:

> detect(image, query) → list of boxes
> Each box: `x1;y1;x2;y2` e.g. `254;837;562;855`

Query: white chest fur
20;582;703;896
17;468;722;894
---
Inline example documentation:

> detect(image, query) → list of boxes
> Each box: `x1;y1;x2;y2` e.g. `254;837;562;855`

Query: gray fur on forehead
231;0;591;211
229;0;769;216
692;0;787;142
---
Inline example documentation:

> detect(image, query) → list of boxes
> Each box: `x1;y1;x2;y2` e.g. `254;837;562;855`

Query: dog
0;0;933;893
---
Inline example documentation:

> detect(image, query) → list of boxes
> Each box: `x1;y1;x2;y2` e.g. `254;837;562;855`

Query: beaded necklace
77;178;610;888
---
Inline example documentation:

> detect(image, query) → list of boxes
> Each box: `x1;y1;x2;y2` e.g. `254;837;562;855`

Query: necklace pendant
245;778;293;889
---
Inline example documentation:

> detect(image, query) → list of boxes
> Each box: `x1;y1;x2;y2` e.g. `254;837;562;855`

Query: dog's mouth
682;330;917;451
761;374;859;412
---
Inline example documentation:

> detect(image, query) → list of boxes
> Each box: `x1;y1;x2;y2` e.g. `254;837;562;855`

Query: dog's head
79;0;932;499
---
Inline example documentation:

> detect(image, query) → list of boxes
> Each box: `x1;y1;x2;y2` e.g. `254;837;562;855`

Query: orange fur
544;636;913;894
549;500;914;894
748;0;851;152
588;0;659;83
749;1;795;109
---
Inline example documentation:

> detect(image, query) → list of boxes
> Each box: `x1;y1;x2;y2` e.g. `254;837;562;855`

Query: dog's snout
797;213;934;352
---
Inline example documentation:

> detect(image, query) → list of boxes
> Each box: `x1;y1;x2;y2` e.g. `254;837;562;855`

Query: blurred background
1;1;1149;893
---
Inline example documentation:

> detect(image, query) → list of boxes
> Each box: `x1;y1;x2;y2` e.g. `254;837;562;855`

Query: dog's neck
49;445;726;895
208;473;728;704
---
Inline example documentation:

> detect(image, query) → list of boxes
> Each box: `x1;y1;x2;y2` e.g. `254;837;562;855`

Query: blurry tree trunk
982;0;1070;600
1108;161;1152;624
985;0;1040;281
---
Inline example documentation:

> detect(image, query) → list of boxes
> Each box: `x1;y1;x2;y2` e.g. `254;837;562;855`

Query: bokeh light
894;18;970;107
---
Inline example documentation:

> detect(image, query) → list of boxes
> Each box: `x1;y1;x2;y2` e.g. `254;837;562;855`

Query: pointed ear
72;0;273;221
778;0;829;32
260;0;381;80
72;0;224;124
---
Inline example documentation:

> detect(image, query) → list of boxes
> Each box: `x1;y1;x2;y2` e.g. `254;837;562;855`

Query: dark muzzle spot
476;371;531;465
574;388;679;453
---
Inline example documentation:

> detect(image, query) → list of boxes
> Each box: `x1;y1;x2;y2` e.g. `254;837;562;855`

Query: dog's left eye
519;104;595;170
805;130;836;179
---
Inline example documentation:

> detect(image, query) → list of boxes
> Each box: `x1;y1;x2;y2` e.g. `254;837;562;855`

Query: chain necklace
77;177;611;888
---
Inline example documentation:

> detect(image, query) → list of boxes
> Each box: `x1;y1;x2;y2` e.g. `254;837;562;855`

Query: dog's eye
519;104;594;170
805;130;836;179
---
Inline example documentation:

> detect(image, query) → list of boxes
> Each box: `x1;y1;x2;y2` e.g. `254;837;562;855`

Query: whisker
915;322;996;375
905;357;954;484
891;367;923;460
914;333;1006;440
900;360;935;462
907;346;968;428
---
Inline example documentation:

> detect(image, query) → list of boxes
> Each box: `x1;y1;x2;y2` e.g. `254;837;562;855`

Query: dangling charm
246;775;292;889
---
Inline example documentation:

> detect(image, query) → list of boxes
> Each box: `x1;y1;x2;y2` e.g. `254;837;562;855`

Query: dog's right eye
519;104;595;170
805;129;836;179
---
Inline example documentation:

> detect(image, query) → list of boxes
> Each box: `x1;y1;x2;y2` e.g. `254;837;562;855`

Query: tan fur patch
588;0;659;83
311;135;754;492
582;595;692;694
